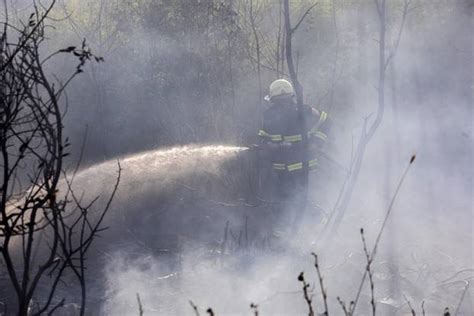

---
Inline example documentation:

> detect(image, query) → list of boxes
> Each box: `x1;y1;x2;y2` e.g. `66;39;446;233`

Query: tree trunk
283;0;309;230
330;0;388;234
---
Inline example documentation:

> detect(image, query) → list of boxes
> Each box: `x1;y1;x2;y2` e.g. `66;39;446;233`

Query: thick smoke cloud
1;0;471;315
97;1;472;315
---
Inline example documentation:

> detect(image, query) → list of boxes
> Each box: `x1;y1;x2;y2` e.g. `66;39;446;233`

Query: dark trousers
272;171;308;233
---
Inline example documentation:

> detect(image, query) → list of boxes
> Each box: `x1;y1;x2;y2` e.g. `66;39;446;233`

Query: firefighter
257;79;330;233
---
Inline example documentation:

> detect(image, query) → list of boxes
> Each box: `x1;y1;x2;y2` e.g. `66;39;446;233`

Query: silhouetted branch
336;296;353;316
297;272;314;316
0;2;107;314
404;295;416;316
250;302;259;316
137;293;143;316
311;252;328;315
189;300;200;316
361;229;375;315
0;0;56;73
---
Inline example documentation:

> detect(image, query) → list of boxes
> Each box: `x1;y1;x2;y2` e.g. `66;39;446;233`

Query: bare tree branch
384;0;411;70
0;2;107;314
291;2;318;34
0;0;56;73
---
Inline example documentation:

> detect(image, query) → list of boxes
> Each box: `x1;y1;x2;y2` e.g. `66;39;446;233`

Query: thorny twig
250;302;259;316
361;228;375;316
336;296;353;316
297;272;314;316
311;253;328;315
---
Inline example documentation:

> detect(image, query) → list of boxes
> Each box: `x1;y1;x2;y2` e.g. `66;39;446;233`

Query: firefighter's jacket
258;101;330;173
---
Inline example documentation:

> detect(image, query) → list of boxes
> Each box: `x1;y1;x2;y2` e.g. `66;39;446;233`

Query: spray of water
69;145;247;201
3;145;249;308
6;145;247;217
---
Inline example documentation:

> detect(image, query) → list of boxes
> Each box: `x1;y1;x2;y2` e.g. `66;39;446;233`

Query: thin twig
136;293;143;316
250;302;259;316
0;0;57;72
189;300;200;316
336;296;351;316
404;294;416;316
351;155;416;314
297;272;314;316
384;0;412;70
361;229;376;316
311;253;328;315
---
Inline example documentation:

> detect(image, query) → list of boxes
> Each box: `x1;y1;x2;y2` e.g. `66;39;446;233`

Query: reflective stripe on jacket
258;103;330;172
258;110;329;145
272;158;319;172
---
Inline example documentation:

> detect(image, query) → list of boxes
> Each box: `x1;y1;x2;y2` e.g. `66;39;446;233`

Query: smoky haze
0;0;472;315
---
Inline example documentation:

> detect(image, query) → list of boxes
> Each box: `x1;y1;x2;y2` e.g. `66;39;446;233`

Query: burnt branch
0;2;107;315
361;229;376;316
297;272;314;316
311;252;328;315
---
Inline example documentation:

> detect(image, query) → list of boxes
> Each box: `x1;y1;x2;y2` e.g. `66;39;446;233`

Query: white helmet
268;79;295;100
